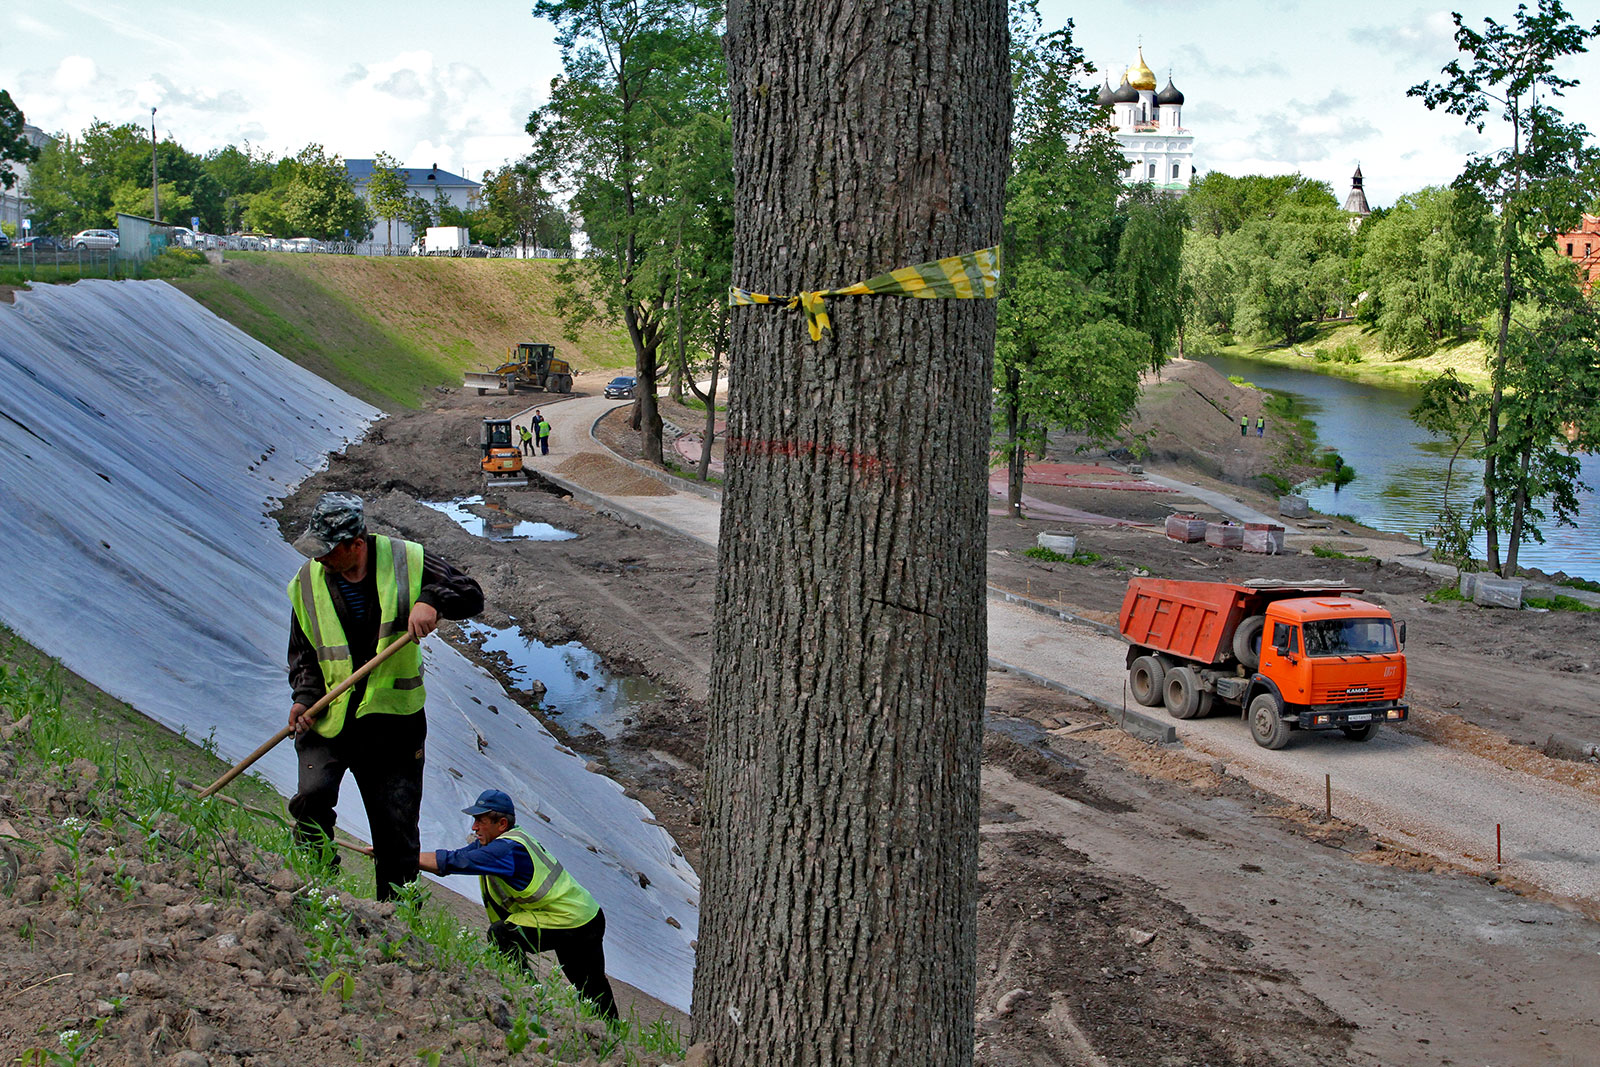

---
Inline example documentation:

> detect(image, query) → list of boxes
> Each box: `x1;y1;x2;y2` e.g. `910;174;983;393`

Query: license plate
1347;713;1372;723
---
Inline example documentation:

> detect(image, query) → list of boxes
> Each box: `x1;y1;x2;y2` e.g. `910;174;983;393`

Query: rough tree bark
693;2;1008;1065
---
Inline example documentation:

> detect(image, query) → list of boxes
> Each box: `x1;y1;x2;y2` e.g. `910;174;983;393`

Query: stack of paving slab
1204;522;1243;548
1165;514;1208;543
1242;523;1286;554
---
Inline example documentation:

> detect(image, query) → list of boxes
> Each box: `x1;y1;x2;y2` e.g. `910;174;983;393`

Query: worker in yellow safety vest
414;788;619;1020
286;491;483;899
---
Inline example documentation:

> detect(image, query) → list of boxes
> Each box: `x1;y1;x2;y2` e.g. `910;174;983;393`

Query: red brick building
1556;214;1600;292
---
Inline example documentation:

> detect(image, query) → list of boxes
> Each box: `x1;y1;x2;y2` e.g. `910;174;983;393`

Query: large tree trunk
694;2;1008;1064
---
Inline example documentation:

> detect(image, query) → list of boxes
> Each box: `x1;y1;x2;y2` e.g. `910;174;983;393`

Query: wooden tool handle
197;632;418;798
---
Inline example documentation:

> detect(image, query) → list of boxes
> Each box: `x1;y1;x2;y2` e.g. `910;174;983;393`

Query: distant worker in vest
519;422;534;456
286;491;484;900
536;410;552;455
1256;416;1265;437
417;788;619;1021
1240;414;1248;437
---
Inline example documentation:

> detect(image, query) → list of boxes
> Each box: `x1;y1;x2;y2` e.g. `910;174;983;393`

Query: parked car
18;235;65;251
70;229;119;250
0;231;9;252
604;376;637;399
168;226;197;248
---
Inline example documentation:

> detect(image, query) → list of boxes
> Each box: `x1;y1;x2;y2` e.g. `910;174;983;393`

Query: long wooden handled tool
179;778;368;853
197;632;418;798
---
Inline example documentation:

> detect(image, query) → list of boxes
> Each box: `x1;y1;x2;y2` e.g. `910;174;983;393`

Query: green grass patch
1524;594;1597;613
1557;576;1600;594
1310;544;1377;563
1210;320;1492;391
175;258;453;410
0;629;684;1063
1425;585;1470;604
1024;546;1101;565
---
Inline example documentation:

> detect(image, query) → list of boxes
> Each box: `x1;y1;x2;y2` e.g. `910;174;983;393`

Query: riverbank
1206;318;1492;390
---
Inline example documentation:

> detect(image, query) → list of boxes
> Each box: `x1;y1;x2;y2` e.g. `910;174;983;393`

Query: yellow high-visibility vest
481;825;600;931
288;534;425;738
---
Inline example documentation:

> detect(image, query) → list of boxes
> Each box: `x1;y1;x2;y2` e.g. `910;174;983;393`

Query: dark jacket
288;538;483;711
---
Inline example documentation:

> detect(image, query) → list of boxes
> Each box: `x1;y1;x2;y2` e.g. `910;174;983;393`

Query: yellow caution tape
731;245;1000;341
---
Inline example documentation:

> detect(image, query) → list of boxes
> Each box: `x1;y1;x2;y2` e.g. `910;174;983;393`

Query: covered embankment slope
0;280;698;1009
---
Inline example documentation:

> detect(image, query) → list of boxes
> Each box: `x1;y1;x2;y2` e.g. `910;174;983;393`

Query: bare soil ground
223;363;1600;1063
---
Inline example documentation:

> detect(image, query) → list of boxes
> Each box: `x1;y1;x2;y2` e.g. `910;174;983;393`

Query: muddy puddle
458;619;667;738
423;495;577;541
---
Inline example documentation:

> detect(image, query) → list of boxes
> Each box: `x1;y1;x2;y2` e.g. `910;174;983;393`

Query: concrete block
1278;494;1309;518
1458;572;1478;599
1036;531;1077;555
1473;575;1524;609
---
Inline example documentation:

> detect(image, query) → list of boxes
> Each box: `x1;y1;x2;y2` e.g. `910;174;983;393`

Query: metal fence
2;246;124;282
1;238;572;281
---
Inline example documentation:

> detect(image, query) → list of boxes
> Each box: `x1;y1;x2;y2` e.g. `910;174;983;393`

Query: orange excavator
479;418;529;486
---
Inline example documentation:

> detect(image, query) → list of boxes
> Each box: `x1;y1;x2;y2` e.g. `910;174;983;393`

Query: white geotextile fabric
0;280;698;1009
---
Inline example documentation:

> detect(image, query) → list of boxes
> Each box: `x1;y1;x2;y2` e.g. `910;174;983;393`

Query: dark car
604;376;637;399
0;231;8;252
18;235;66;252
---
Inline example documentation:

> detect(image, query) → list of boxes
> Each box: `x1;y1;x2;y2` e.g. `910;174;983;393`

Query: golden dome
1125;48;1157;92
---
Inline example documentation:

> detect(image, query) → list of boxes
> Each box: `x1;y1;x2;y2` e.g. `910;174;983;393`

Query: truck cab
1251;597;1408;747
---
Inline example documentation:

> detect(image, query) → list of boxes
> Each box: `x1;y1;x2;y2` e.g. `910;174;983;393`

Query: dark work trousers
489;910;618;1020
539;436;550;455
288;710;426;900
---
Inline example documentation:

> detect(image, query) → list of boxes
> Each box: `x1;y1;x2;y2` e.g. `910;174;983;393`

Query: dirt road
278;362;1600;1065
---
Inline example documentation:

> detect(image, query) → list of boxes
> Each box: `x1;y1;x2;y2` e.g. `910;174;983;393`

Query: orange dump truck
1118;578;1407;749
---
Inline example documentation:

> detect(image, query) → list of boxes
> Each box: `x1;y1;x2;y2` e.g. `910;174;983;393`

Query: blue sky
4;0;1597;208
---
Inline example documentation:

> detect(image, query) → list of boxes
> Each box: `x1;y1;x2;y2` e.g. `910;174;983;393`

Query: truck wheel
1248;693;1291;749
1341;723;1377;741
1129;656;1166;707
1233;615;1265;670
1163;667;1205;720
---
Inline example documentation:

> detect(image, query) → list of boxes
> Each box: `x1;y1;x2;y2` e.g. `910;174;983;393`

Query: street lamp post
151;107;158;223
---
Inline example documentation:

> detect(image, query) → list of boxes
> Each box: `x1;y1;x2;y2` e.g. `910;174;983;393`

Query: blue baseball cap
462;789;515;820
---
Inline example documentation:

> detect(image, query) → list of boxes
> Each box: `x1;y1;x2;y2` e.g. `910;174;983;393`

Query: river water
1198;354;1600;583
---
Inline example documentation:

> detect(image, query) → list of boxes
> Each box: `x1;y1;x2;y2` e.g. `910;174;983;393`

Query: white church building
1098;48;1194;192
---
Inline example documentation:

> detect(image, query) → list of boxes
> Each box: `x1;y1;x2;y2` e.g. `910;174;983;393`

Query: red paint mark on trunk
728;436;897;481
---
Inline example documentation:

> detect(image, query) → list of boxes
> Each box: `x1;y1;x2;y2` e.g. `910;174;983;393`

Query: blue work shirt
435;834;535;892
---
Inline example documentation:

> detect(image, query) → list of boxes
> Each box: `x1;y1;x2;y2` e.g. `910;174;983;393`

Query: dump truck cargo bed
1119;578;1362;666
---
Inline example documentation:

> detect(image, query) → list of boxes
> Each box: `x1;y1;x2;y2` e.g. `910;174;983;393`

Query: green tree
1224;201;1351;345
1109;186;1187;368
366;152;410;251
1410;370;1490;569
528;0;725;465
994;5;1135;516
398;193;432;245
1358;186;1494;357
0;90;40;197
203;143;276;233
480;159;570;251
1410;0;1600;575
1185;171;1337;238
243;145;373;240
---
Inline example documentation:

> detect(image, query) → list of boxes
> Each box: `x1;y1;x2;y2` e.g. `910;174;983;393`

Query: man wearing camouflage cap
286;491;483;899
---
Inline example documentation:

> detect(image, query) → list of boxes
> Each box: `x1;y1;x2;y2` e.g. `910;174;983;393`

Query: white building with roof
343;159;482;250
1097;48;1194;192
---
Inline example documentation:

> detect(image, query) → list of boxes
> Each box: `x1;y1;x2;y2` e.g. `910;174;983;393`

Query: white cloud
53;56;98;92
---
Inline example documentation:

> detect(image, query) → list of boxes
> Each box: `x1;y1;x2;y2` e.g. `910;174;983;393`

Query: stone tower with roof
1098;47;1195;192
1343;164;1371;217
